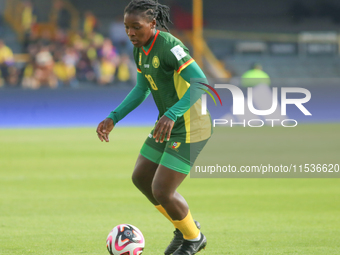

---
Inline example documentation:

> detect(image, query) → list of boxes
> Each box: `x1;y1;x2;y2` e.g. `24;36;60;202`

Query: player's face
124;12;156;48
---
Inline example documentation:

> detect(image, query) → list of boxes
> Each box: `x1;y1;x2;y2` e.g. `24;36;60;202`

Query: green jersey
133;30;211;143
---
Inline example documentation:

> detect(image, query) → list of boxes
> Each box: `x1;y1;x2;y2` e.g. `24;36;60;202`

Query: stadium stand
1;0;339;85
0;0;339;128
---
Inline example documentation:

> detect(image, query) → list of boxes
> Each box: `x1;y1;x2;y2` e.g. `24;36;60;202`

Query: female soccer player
96;1;212;254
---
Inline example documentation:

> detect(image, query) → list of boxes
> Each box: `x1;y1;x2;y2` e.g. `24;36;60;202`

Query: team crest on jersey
169;142;181;152
139;53;142;66
152;56;160;68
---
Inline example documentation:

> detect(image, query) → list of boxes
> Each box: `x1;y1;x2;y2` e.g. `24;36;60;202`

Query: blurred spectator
240;63;283;124
53;46;78;87
117;54;136;83
83;11;98;37
97;56;116;85
241;63;270;87
76;54;95;82
63;47;79;67
18;12;135;89
85;32;104;62
22;58;36;89
27;41;40;59
53;0;71;31
7;66;20;86
39;30;53;46
86;45;98;62
94;39;119;85
34;47;57;88
72;31;88;52
91;32;104;49
21;0;37;51
0;40;14;84
0;40;14;65
55;28;68;45
27;28;40;48
99;39;118;63
53;58;77;87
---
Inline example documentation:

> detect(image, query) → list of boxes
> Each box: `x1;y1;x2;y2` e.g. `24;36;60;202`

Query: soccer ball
106;224;145;255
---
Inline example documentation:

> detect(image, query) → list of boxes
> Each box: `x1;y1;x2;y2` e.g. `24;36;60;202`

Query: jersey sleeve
164;61;208;122
107;72;150;125
163;42;194;74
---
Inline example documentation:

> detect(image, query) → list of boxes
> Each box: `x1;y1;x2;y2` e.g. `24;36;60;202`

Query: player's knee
132;169;152;194
131;171;142;189
151;185;172;204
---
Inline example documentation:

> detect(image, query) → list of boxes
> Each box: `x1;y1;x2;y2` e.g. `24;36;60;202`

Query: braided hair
124;0;172;32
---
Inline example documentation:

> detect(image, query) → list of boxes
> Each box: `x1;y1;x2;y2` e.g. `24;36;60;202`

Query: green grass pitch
0;124;339;254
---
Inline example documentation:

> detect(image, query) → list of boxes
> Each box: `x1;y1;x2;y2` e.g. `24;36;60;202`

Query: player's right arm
96;71;150;142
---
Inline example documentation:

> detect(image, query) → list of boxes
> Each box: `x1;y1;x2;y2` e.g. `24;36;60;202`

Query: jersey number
145;74;158;90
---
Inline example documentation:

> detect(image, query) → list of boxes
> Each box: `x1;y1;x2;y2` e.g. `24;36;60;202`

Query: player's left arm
163;61;207;122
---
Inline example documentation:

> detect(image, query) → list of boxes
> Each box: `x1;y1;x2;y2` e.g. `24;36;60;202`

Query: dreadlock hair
124;0;172;32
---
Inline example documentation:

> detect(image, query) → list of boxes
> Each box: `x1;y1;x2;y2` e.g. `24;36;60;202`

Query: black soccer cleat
164;220;201;255
172;233;207;255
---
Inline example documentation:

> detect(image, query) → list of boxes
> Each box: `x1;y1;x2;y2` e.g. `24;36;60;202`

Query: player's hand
153;115;175;143
96;118;114;142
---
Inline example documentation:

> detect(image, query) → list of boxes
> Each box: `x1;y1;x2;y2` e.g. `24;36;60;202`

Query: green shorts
139;131;209;175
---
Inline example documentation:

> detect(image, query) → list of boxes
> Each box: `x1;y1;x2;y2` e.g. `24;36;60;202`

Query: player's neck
143;29;157;50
